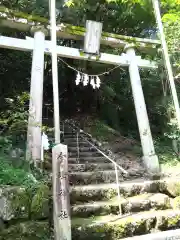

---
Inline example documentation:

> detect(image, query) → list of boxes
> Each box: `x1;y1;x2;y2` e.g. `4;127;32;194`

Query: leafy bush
0;92;29;147
0;136;12;153
0;155;37;186
84;119;117;142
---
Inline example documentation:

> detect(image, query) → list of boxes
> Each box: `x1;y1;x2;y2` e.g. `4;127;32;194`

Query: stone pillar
26;26;47;166
125;44;159;175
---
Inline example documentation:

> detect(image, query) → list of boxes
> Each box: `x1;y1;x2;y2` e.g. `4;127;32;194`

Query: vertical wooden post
152;0;180;129
26;27;47;166
84;20;103;55
50;0;61;144
52;144;71;240
125;44;160;175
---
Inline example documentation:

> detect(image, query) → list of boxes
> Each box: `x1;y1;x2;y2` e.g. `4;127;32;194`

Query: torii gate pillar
26;26;47;165
125;44;160;175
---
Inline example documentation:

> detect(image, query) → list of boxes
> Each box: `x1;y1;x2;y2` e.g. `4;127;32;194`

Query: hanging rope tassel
90;77;96;89
83;74;89;86
58;57;125;90
96;76;101;89
75;72;81;85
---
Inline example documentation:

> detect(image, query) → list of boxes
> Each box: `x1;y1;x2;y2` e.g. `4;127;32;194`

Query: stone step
69;151;102;158
123;229;180;240
45;162;144;182
69;170;140;185
68;156;111;164
64;133;77;138
3;215;180;240
72;210;180;239
64;137;82;142
70;178;171;203
48;135;77;141
71;193;171;217
64;133;78;136
60;127;74;131
44;159;117;171
68;146;97;153
68;163;145;177
68;163;116;172
65;141;90;147
69;170;123;185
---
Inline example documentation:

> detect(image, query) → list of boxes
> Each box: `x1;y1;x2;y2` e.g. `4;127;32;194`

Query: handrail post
114;164;122;216
63;122;65;139
66;122;127;217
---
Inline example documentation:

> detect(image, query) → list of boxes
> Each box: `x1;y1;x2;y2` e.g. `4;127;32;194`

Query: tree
0;0;179;142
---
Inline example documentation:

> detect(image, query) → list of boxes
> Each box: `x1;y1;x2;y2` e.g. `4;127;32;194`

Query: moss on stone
166;181;180;197
60;24;84;37
110;224;126;239
10;187;31;219
72;193;172;218
0;184;51;221
72;215;151;239
70;187;117;204
156;215;168;230
157;214;180;231
172;196;180;210
31;184;50;220
167;215;180;228
0;6;48;24
111;216;151;237
70;180;170;205
72;224;111;240
72;210;180;239
79;51;86;57
0;186;31;220
0;221;50;240
72;202;119;218
149;193;171;210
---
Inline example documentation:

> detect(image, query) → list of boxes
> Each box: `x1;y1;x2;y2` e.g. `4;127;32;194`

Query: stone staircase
64;128;145;185
48;125;180;239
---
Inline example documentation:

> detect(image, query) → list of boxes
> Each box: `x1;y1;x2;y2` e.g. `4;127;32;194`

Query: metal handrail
64;121;128;174
64;121;129;216
80;134;128;174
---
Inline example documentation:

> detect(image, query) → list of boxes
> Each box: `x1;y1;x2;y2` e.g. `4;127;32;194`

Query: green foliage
163;11;180;78
1;221;50;240
165;118;180;140
31;184;50;220
0;136;12;153
0;91;51;149
85;119;117;141
0;155;36;186
154;137;180;168
0;92;29;146
161;0;180;11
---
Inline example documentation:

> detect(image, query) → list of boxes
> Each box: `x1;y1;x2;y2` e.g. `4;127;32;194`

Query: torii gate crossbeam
0;36;157;68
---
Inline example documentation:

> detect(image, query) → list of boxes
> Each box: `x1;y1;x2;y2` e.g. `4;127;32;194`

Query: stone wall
1;179;180;239
0;183;51;240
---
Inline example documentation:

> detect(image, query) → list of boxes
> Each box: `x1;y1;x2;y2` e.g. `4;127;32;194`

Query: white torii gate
0;8;161;175
0;4;170;240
